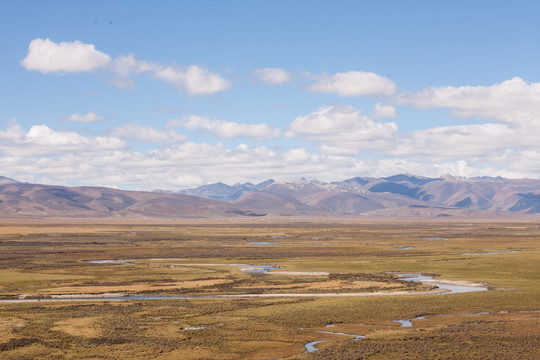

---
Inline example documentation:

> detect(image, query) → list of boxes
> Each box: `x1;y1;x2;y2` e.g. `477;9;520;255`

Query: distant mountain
177;179;275;202
0;176;19;185
181;174;540;217
0;182;266;219
2;174;540;218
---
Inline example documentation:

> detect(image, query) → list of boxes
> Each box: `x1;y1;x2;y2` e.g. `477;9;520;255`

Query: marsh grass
0;220;538;358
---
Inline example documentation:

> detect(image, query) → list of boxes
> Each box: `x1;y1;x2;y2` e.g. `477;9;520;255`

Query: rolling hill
2;174;540;218
0;182;265;219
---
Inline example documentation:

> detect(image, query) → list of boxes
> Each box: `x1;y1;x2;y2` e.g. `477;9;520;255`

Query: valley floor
0;219;538;359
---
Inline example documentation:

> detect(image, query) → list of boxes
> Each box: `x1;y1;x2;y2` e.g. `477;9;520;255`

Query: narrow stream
302;273;488;353
303;329;364;353
304;340;328;353
393;312;489;327
2;270;487;303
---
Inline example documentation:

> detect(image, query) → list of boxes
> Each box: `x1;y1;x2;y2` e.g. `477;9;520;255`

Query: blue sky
1;1;540;190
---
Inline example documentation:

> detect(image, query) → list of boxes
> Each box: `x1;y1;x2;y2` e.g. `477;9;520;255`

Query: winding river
301;273;488;353
1;266;488;303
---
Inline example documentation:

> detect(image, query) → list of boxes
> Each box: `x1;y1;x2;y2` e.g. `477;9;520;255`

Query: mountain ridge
178;174;540;216
1;174;540;218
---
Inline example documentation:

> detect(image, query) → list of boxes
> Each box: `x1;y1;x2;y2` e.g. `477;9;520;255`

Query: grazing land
0;219;539;359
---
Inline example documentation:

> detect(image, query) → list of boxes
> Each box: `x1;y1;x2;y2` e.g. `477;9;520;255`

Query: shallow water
87;260;133;265
397;273;488;294
182;326;208;330
421;237;448;241
393;316;425;327
315;330;364;341
88;260;278;274
394;312;489;327
303;328;364;353
3;269;486;304
237;265;279;273
304;340;327;353
459;250;522;255
395;246;413;250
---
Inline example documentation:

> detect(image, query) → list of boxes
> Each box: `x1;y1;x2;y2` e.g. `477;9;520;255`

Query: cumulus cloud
0;118;26;141
108;124;186;143
21;38;111;73
254;68;291;84
154;65;231;96
392;124;511;158
173;115;282;140
63;111;104;123
0;121;126;156
306;71;397;97
22;39;231;96
391;122;540;160
283;148;311;163
287;104;398;155
398;77;540;126
0;141;353;190
4;117;540;189
373;103;397;119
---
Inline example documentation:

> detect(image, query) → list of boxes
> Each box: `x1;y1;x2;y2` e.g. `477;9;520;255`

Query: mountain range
2;174;540;219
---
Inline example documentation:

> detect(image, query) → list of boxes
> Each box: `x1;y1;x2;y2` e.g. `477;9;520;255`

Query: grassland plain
0;218;538;359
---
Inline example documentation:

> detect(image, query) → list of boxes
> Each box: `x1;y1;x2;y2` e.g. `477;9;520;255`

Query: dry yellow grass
0;219;538;359
50;317;101;337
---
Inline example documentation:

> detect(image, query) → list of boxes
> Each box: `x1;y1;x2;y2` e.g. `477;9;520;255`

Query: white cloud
110;76;136;89
283;148;311;163
0;118;26;141
174;115;282;140
154;65;231;96
21;39;230;96
0;122;369;189
21;38;111;73
391;122;540;159
306;71;397;97
109;124;186;143
63;111;104;123
288;105;398;154
0;121;126;156
373;103;397;119
398;77;540;126
254;68;291;84
5;118;540;190
109;54;159;77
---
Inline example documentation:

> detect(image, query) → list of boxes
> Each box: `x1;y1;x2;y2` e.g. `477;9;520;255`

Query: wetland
0;219;538;359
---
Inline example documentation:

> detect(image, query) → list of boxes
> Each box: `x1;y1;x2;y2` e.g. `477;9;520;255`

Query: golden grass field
0;218;539;359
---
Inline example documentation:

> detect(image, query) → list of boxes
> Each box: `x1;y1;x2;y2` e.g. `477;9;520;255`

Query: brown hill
0;183;265;219
3;174;540;219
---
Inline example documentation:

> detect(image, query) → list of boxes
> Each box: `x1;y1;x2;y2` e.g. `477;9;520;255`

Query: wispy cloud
254;68;291;85
109;54;160;77
306;71;397;97
154;65;231;96
172;115;282;140
108;124;186;144
63;111;105;123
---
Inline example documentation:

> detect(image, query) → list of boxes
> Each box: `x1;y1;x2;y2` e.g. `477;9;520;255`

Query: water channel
302;273;488;353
